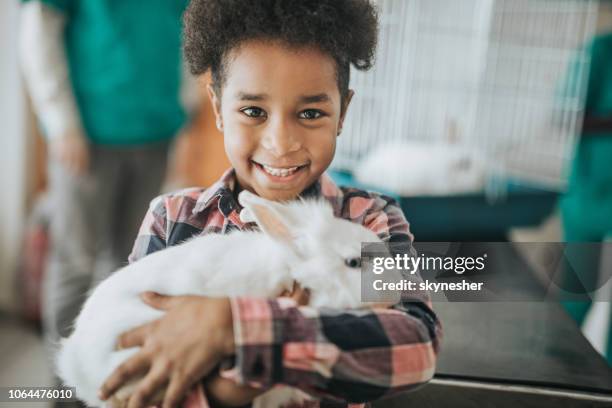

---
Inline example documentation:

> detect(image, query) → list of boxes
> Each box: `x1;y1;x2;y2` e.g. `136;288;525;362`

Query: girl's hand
279;281;310;306
204;374;266;407
98;292;234;408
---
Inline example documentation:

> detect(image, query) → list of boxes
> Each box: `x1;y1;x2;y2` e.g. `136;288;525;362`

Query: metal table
375;244;612;407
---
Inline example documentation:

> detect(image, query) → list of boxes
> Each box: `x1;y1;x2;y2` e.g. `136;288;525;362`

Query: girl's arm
223;288;440;403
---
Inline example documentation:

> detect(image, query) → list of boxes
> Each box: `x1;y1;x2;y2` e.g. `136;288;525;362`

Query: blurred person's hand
50;129;90;175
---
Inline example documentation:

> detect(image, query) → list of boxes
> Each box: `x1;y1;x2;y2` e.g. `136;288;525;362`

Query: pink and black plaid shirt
128;168;442;407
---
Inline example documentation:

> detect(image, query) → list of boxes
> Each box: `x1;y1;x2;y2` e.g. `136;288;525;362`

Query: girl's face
207;40;353;201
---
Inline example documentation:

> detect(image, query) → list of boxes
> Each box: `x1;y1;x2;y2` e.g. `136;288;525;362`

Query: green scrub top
24;0;190;145
561;33;612;240
559;34;612;366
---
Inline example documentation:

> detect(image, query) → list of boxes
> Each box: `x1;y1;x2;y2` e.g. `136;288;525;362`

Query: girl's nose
261;117;302;156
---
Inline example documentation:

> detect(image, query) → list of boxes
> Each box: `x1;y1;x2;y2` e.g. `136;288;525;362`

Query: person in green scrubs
561;32;612;366
19;1;196;405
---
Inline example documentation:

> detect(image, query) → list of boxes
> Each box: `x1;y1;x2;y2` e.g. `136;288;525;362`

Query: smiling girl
98;1;442;407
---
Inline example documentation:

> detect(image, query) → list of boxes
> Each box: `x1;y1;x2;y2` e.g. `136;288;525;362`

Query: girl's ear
206;83;224;131
238;191;298;242
338;89;355;136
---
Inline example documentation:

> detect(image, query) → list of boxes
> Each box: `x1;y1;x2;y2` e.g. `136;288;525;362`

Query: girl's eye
241;107;266;118
344;257;362;269
299;109;323;120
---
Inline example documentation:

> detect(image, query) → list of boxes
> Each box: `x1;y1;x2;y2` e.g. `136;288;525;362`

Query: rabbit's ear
238;190;297;242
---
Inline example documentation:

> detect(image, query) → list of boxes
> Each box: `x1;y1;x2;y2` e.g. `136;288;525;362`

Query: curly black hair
183;0;379;100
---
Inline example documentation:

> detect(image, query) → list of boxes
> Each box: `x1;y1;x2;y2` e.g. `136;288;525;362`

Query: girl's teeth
262;164;299;177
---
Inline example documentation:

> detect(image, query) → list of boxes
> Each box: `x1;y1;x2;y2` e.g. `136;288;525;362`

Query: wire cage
333;0;599;196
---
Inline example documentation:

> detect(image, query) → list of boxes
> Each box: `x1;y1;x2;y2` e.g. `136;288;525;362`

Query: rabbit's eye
345;257;362;269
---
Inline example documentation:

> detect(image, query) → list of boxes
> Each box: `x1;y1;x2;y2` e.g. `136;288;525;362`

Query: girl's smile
251;159;309;180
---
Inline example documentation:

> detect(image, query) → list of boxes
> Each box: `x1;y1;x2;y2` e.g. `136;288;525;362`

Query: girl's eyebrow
235;92;331;103
300;93;330;104
236;92;268;101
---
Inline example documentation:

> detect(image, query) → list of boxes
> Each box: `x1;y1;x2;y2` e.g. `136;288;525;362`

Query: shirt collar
191;168;343;216
192;168;236;215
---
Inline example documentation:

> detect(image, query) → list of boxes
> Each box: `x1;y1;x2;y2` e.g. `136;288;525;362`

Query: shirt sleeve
127;195;169;264
19;0;83;141
224;196;442;404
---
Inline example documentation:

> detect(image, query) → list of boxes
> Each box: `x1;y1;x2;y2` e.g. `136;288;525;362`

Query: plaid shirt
129;169;442;407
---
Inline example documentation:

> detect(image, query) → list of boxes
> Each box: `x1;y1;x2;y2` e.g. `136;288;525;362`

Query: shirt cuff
39;99;84;141
221;297;297;388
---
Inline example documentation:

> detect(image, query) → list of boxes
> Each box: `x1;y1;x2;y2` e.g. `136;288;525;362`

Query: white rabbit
354;141;487;196
55;189;392;407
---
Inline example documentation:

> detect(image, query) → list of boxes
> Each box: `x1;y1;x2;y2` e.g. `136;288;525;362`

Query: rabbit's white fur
56;190;387;407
